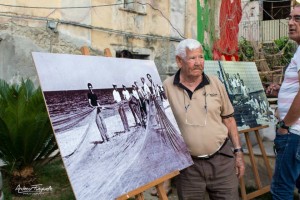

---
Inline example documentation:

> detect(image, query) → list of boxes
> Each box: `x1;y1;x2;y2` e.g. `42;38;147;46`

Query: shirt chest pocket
205;93;222;114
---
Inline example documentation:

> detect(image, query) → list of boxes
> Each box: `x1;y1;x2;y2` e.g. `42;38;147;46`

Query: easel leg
239;178;247;200
244;132;262;188
156;182;168;200
254;130;273;180
238;125;272;199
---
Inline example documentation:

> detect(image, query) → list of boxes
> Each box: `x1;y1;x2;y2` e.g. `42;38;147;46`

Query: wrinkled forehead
185;47;203;55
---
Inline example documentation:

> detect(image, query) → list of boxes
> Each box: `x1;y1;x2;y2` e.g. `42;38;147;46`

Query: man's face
141;78;145;83
147;75;152;82
176;47;204;78
288;7;300;44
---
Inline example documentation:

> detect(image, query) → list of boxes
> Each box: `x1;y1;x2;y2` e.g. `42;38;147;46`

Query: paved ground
143;186;178;200
143;186;211;200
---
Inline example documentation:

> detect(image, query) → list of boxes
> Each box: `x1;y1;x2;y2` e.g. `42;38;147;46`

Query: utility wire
0;12;182;42
0;3;123;9
0;2;185;38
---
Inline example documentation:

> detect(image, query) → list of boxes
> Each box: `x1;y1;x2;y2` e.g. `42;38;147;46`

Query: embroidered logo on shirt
207;93;218;97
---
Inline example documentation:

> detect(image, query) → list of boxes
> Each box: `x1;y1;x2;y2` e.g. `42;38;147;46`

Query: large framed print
32;52;193;200
204;61;275;130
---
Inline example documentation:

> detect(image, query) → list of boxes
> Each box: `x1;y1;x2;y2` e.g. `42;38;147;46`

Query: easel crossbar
247;186;270;199
116;170;179;200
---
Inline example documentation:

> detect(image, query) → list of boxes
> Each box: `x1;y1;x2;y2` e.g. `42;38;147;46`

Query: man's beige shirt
163;74;234;156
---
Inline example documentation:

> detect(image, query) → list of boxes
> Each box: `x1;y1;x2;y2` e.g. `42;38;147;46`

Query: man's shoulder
163;75;175;86
206;74;219;83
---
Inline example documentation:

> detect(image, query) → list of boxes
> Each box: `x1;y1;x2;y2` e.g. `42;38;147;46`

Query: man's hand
276;127;289;135
266;83;281;97
235;152;245;179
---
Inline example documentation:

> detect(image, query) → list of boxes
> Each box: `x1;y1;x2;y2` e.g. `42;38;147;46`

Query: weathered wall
0;0;197;84
239;0;260;41
0;23;99;85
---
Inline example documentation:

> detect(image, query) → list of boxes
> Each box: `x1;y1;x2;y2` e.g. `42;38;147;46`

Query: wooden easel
117;171;179;200
81;46;113;57
239;125;273;200
220;56;273;199
80;45;178;200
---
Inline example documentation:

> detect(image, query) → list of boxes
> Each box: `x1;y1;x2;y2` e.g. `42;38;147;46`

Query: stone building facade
0;1;197;84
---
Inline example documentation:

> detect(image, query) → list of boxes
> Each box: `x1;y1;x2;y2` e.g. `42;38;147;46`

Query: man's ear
176;56;183;69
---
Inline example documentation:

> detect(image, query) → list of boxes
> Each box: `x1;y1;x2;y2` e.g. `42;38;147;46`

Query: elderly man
266;5;300;200
163;39;245;200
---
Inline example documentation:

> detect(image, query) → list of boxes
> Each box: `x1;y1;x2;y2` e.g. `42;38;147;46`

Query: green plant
0;79;57;194
239;36;296;70
238;37;255;61
273;36;295;66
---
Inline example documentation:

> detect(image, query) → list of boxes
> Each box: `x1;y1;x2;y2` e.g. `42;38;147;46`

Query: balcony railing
239;19;288;43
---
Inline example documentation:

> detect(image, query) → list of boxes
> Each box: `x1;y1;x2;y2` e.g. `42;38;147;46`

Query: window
263;1;290;20
116;50;149;60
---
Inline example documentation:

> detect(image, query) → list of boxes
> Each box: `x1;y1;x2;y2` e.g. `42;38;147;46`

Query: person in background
122;84;141;126
236;73;242;94
146;73;157;98
163;38;245;200
157;84;166;101
131;84;145;127
266;4;300;200
134;81;147;120
140;77;151;104
241;80;249;98
87;83;109;143
113;84;130;132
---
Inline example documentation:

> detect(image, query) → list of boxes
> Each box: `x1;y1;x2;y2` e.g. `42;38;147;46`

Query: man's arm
222;116;245;178
281;71;300;131
88;99;93;107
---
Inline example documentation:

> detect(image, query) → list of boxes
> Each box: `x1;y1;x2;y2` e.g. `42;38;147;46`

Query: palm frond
0;78;57;170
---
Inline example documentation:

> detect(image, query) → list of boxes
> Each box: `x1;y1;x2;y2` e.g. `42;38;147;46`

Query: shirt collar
173;69;210;91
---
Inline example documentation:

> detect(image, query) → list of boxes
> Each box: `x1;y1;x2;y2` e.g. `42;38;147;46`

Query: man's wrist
276;120;290;131
277;127;289;134
233;147;244;154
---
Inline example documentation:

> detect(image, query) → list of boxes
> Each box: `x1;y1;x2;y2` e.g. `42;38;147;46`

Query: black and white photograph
204;61;275;130
32;52;193;200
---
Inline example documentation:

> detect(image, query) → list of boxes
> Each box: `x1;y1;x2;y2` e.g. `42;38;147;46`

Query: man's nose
195;57;203;65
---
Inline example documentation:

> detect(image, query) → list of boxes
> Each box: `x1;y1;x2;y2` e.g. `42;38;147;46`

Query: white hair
176;39;203;59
